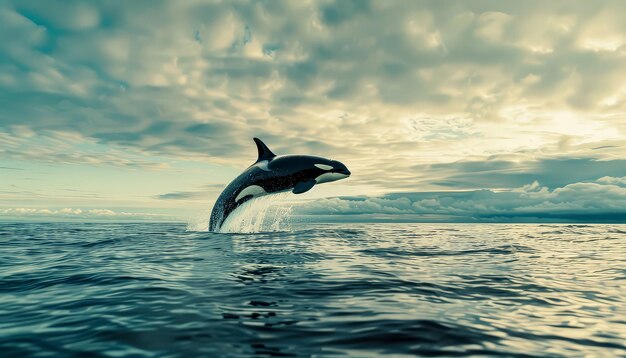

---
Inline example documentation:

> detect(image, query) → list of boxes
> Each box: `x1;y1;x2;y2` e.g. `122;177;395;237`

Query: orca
209;138;351;232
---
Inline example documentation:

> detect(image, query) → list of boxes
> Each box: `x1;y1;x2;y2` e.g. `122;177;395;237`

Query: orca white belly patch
235;185;267;202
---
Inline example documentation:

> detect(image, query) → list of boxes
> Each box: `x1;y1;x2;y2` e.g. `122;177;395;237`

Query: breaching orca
209;138;351;231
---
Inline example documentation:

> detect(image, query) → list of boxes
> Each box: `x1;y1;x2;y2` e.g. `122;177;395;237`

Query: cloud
1;0;625;218
0;166;23;170
5;178;625;223
0;207;175;221
294;177;626;222
156;192;205;200
597;176;626;186
419;157;626;190
155;184;225;200
0;130;171;170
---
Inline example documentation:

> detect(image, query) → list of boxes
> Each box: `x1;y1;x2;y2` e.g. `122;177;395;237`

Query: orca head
311;158;351;183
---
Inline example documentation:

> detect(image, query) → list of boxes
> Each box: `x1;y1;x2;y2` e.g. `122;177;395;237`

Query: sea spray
186;192;293;233
219;192;293;233
186;208;213;232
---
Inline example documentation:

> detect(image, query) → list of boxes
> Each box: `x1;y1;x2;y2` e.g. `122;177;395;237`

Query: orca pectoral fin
293;180;316;194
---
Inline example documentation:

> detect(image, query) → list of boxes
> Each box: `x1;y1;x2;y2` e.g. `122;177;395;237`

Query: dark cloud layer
2;1;625;165
155;184;224;200
423;158;626;189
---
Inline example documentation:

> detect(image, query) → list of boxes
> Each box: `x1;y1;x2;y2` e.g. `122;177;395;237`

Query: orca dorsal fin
253;137;276;162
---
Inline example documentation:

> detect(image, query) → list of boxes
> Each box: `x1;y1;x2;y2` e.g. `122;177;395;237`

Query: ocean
1;222;625;357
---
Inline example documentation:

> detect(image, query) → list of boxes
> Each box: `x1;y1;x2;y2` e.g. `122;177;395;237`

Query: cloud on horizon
294;176;626;223
0;207;175;221
4;177;624;223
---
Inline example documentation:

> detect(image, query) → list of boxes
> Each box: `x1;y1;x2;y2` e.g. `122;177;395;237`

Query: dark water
1;223;625;357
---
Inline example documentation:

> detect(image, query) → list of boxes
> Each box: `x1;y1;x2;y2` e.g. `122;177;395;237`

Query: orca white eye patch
314;164;333;171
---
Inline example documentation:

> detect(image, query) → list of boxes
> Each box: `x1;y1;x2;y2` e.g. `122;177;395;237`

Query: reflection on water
1;223;625;356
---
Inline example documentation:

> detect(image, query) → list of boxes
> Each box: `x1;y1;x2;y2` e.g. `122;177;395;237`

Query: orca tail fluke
253;138;276;162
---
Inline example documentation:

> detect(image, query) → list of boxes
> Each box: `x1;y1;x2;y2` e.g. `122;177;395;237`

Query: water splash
186;208;212;232
219;193;293;233
186;193;293;233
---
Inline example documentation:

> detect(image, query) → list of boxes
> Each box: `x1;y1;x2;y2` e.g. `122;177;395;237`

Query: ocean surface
1;222;625;357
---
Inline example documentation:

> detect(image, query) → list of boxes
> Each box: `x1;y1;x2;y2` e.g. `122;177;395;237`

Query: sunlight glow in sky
1;0;625;222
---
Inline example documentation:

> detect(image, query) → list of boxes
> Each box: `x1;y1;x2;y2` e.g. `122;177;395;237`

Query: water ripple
1;223;625;357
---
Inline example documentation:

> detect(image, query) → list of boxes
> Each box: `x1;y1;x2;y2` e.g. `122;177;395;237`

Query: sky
1;0;625;223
